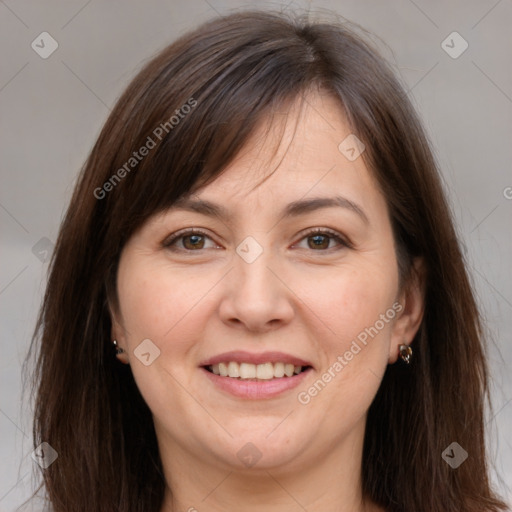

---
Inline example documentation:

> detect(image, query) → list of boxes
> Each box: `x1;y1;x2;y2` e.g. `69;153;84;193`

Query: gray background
1;0;511;510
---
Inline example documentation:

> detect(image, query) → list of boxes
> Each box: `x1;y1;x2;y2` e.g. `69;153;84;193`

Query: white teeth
273;362;285;378
207;361;308;379
239;363;256;379
227;361;240;378
218;362;228;377
256;362;274;380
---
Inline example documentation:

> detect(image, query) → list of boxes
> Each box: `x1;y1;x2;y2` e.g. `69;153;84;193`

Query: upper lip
199;350;313;368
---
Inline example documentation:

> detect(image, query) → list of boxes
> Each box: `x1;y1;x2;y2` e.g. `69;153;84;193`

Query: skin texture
111;90;424;512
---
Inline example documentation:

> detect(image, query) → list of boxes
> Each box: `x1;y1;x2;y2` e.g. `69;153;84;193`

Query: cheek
117;258;206;343
116;258;208;419
293;262;397;423
298;261;398;346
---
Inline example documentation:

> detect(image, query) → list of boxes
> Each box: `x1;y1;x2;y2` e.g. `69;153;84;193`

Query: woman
26;9;509;512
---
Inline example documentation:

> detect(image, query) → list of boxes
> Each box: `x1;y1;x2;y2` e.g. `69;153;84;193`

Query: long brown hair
25;9;508;512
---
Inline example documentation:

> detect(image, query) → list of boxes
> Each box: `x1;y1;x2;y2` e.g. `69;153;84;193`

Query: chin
213;430;307;471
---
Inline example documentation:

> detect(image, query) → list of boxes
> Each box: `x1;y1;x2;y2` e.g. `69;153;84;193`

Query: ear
388;258;425;364
109;300;130;365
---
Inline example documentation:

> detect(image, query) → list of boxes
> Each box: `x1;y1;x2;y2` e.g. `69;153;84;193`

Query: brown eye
295;228;349;251
307;234;331;250
182;234;205;250
163;230;217;252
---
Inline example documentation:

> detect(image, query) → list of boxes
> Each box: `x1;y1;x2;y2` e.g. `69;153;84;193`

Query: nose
218;246;295;333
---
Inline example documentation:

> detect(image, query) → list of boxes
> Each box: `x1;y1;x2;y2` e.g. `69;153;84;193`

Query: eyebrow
170;195;369;225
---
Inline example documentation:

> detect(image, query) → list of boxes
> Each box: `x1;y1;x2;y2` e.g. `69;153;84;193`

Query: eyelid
293;227;352;250
161;227;218;248
162;227;352;252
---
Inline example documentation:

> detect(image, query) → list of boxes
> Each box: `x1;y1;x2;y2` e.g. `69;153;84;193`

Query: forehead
187;91;384;217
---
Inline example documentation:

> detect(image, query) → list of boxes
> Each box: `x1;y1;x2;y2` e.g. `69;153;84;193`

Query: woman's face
112;91;422;474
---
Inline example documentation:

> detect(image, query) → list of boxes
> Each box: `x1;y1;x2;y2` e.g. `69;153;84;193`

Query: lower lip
200;367;313;399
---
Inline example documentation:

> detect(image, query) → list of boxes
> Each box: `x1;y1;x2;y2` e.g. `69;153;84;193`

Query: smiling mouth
203;362;313;380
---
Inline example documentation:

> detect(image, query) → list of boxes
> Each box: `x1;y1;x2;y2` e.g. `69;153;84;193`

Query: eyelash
162;227;351;253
